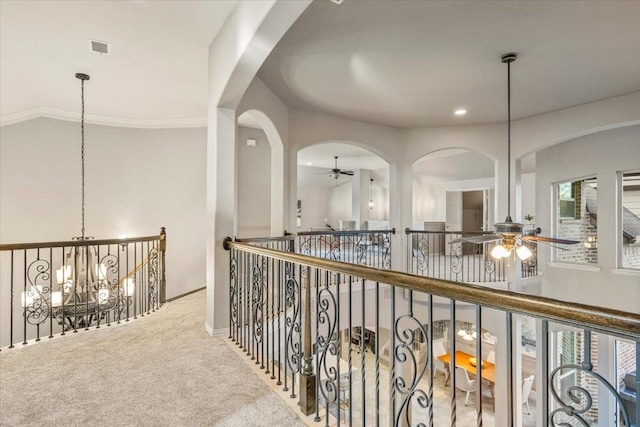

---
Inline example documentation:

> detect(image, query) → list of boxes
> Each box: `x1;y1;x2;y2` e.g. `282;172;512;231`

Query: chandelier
21;73;135;330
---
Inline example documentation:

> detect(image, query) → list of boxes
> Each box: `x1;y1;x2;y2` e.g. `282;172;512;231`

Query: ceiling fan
449;53;579;260
323;156;355;180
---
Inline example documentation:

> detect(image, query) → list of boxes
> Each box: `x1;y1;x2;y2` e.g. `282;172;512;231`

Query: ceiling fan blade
527;240;570;251
522;235;580;245
448;234;501;244
340;171;355;175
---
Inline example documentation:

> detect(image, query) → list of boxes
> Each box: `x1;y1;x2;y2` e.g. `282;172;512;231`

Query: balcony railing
0;228;166;349
406;229;507;283
223;236;639;426
297;229;394;270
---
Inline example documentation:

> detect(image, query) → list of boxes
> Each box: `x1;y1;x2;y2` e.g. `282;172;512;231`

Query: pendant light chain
75;72;90;240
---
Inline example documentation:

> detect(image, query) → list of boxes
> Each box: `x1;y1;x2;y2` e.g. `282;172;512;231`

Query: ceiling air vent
89;39;110;55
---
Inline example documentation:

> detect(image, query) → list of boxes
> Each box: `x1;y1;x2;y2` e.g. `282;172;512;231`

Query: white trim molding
205;324;228;337
611;268;640;277
548;262;601;273
1;107;206;129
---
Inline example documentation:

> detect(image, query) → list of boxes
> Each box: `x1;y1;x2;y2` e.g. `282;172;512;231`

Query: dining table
438;350;496;410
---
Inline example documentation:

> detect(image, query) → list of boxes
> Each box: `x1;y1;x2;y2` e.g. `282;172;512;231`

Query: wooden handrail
120;248;158;282
0;234;163;251
223;238;640;341
236;235;295;243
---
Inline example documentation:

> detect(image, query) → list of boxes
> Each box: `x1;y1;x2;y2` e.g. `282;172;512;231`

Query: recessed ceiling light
306;162;313;166
455;109;467;116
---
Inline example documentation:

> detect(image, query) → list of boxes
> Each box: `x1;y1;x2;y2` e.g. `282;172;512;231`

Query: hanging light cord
506;58;511;221
501;53;516;223
80;77;86;239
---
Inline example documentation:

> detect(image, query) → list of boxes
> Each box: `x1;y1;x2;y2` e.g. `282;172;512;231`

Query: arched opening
296;141;389;233
412;148;496;233
237;109;284;237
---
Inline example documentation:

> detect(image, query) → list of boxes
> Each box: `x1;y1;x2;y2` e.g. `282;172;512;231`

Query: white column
204;0;312;333
351;170;362;229
207;107;237;332
388;161;412;272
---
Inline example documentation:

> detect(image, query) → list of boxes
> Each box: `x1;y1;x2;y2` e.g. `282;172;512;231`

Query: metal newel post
160;227;167;304
299;265;316;415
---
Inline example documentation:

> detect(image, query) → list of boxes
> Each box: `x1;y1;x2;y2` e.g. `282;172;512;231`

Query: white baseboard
205;324;228;337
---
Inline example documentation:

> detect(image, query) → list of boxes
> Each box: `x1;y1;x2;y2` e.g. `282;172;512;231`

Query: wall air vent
89;39;110;55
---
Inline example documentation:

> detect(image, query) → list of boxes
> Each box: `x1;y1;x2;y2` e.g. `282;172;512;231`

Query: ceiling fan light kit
449;53;579;261
327;156;355;180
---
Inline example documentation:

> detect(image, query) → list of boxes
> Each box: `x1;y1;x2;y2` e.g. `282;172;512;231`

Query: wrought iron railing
297;229;394;270
520;240;538;279
0;228;166;349
406;229;507;283
224;237;639;427
236;234;295;252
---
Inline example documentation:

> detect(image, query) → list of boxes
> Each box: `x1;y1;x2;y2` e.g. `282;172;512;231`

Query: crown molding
1;107;206;129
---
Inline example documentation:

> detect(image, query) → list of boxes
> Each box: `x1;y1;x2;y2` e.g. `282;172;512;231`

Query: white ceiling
259;0;640;128
2;1;638;136
0;0;237;125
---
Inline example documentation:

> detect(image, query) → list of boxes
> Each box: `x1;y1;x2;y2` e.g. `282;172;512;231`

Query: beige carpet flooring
0;290;304;427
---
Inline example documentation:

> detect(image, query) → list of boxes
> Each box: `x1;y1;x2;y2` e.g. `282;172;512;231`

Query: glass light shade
491;244;510;259
51;291;63;307
95;264;108;281
123;278;135;297
457;329;466;337
56;265;72;284
584;236;597;249
463;333;474;341
98;288;110;302
516;245;532;260
368;200;374;209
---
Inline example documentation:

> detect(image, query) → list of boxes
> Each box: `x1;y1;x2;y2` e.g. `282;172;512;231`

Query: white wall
296;186;330;231
0;118;206;299
536;124;640;313
236;126;271;238
521;172;536;221
327;181;352;227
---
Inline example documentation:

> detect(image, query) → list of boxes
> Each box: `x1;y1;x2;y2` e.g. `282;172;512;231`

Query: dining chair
432;341;449;384
455;365;476;406
522;374;535;414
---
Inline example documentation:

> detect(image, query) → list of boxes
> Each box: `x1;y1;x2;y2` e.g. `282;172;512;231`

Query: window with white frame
555;177;598;264
621;171;640;270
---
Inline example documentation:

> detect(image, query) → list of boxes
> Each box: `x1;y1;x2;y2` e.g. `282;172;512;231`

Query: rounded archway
237;109;284;237
412;148;495;232
296;141;389;232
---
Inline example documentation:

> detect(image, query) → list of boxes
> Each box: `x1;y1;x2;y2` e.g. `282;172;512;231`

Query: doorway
446;189;490;255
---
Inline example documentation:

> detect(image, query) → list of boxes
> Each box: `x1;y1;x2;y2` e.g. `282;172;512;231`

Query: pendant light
490;53;532;262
